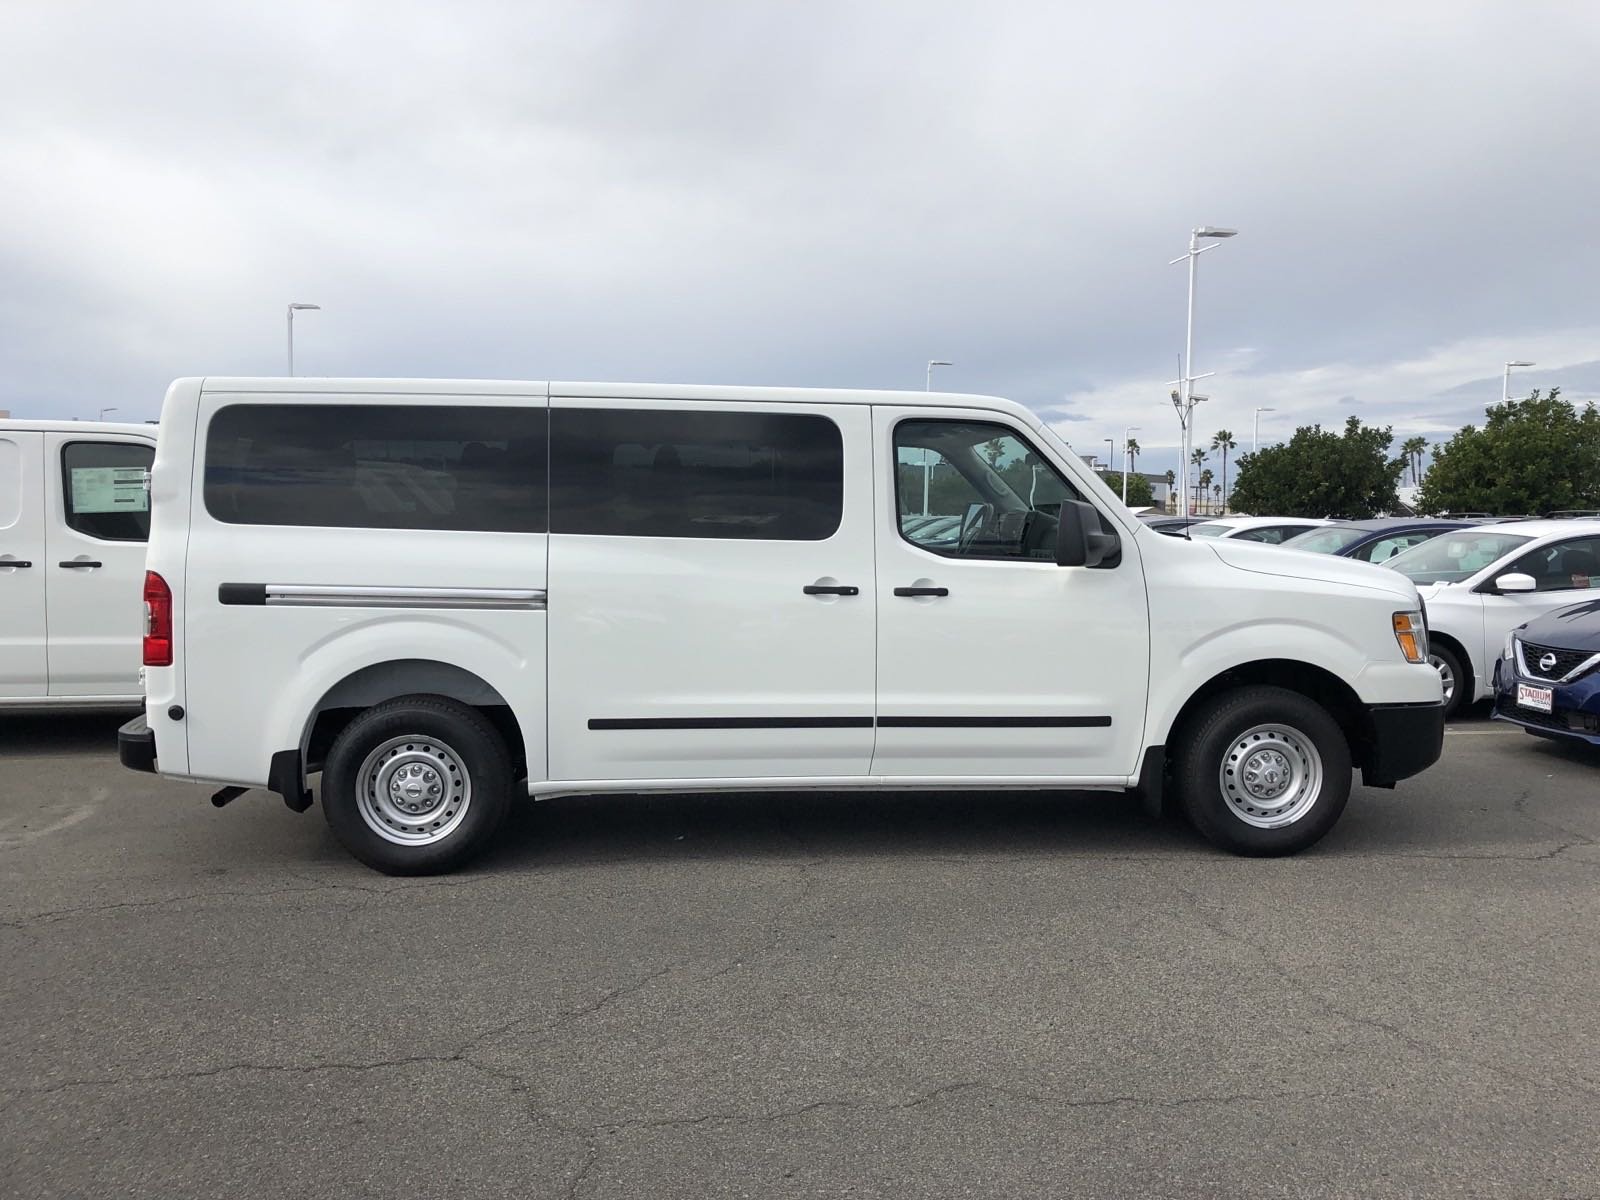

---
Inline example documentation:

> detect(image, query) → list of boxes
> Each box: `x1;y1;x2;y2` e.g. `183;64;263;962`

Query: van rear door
0;430;46;699
42;432;154;697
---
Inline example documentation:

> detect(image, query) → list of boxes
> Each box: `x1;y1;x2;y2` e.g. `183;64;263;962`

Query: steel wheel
1429;653;1456;705
1218;723;1324;830
355;734;473;846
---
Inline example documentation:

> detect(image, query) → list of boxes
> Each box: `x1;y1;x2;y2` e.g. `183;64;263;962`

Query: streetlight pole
1122;425;1140;504
287;303;322;376
1253;406;1275;454
1169;227;1237;519
97;407;118;421
1502;360;1534;405
923;361;952;516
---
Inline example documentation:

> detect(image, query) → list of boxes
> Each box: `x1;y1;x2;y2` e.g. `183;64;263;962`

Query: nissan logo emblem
1539;652;1558;673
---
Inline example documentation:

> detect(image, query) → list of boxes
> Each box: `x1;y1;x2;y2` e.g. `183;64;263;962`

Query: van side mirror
1494;572;1537;594
1056;500;1120;568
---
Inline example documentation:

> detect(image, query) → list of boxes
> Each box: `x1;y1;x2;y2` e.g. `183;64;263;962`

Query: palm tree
1211;430;1236;513
1212;483;1222;511
1400;436;1427;486
1164;468;1176;513
1198;467;1214;514
1189;448;1206;510
1125;438;1141;475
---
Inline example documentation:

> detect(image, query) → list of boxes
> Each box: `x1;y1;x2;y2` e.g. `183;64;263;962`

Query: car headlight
1393;610;1427;664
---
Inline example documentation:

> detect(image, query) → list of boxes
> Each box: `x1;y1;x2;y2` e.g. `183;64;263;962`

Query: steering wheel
958;502;994;555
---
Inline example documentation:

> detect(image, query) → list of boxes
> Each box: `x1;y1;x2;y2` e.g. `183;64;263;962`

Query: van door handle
0;558;31;568
894;586;949;597
803;584;859;596
59;560;103;569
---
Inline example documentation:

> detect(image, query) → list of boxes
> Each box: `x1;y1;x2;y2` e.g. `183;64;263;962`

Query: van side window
204;405;548;532
550;408;843;540
894;420;1081;560
61;441;155;542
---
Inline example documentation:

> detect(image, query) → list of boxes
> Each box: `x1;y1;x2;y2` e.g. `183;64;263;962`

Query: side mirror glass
1056;500;1120;568
1494;572;1537;594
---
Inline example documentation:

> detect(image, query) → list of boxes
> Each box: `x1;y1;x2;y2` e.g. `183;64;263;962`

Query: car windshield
1187;522;1233;538
1382;530;1534;584
1282;526;1368;554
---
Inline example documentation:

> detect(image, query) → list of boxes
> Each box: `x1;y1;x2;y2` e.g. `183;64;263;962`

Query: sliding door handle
894;586;949;597
59;560;103;569
803;584;859;596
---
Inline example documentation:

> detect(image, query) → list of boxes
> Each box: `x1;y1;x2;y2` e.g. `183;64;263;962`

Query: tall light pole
1253;406;1275;454
97;407;118;421
1169;226;1238;518
287;303;321;376
922;361;952;515
1502;360;1535;405
1122;425;1140;504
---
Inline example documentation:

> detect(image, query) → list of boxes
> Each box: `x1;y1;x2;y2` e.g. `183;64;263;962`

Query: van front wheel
1173;686;1352;856
322;696;513;875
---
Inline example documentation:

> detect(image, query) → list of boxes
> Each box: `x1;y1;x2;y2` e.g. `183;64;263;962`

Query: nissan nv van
120;378;1444;873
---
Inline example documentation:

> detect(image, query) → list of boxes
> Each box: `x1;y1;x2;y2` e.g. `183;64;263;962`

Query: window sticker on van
69;466;149;514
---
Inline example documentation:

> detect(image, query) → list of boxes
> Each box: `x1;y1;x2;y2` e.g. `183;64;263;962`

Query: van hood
1206;539;1418;601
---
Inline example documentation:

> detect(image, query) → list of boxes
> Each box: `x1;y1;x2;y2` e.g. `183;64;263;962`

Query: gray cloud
2;0;1598;479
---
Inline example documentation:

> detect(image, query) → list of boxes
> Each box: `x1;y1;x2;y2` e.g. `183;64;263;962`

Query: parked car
1281;518;1474;564
121;377;1443;873
1491;598;1600;746
1382;520;1600;717
1186;515;1334;544
0;417;157;709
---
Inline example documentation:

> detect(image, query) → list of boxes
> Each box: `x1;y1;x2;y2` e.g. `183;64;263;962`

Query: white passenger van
120;378;1444;873
1;418;157;709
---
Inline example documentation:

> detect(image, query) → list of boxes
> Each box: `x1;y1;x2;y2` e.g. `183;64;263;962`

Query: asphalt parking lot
3;712;1598;1199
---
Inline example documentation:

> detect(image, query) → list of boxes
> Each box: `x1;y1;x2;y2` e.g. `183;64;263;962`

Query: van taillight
143;571;172;667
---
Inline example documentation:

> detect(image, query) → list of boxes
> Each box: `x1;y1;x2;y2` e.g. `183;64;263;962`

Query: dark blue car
1491;598;1600;746
1280;518;1475;563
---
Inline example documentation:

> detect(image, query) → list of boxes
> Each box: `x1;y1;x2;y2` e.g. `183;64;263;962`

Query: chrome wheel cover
355;735;472;846
1429;653;1455;704
1218;723;1324;829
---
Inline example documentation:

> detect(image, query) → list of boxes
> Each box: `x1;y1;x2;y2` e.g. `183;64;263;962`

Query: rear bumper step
118;715;157;774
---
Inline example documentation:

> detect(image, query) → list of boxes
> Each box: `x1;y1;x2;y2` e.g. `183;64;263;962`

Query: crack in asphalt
1167;880;1600;1102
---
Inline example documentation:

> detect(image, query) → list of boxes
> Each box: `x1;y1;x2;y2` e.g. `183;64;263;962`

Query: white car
121;377;1443;873
1;418;157;709
1382;520;1600;716
1186;515;1335;544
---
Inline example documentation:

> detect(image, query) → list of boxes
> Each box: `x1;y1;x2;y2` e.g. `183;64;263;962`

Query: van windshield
1382;531;1533;584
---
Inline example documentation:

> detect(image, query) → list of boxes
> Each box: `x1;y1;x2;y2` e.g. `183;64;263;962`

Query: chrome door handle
59;560;103;569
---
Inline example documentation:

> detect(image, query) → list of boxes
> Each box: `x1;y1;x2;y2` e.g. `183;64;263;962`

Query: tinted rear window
204;404;547;532
550;408;843;540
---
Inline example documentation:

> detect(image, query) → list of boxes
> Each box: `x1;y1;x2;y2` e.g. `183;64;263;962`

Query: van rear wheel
1173;686;1352;856
322;696;513;875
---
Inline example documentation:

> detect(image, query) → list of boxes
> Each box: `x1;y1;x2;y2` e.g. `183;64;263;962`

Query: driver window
1509;537;1600;592
893;419;1080;560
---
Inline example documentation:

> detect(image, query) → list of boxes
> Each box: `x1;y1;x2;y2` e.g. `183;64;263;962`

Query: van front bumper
118;714;157;774
1362;701;1445;787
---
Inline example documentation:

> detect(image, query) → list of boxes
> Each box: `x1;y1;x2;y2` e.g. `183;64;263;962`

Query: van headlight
1392;610;1427;664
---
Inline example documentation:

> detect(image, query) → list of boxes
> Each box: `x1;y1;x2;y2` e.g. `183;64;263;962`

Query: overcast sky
4;0;1598;474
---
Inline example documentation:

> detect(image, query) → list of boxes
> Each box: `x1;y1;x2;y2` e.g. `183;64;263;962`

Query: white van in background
1;418;156;709
121;378;1444;874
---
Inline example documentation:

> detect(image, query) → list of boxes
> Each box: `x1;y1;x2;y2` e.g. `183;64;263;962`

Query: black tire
321;695;513;875
1173;685;1353;856
1430;642;1469;719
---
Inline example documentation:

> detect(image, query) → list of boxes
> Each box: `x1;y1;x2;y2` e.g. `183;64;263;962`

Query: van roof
189;377;1015;410
0;418;157;435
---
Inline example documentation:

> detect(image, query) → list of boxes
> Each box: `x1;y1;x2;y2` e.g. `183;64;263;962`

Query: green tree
1094;470;1154;506
1125;437;1141;473
1164;469;1176;513
1229;416;1404;518
1417;389;1600;515
1210;429;1236;511
1198;468;1214;513
1399;435;1428;486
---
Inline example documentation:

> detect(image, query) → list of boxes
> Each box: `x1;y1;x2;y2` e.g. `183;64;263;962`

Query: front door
870;407;1150;779
42;433;155;697
546;399;876;782
0;430;46;698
